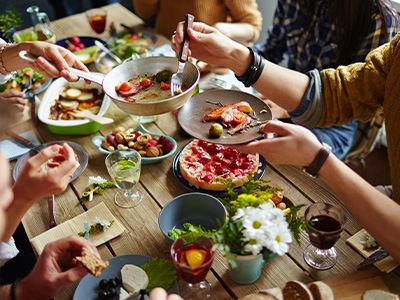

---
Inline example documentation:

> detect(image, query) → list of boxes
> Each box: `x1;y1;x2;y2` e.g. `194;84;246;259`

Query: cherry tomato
130;33;138;40
140;79;152;87
118;81;133;91
160;81;170;90
70;36;81;46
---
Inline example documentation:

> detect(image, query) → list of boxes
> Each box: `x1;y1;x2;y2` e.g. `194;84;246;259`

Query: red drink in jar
89;15;106;34
171;237;214;284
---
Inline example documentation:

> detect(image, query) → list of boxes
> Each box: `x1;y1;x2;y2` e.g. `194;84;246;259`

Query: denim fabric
311;120;358;160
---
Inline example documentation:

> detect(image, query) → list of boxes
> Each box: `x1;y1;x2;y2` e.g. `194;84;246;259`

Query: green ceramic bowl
38;76;111;135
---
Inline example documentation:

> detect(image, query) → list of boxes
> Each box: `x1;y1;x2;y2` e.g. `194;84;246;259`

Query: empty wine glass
171;235;215;299
303;202;347;270
86;8;107;34
105;149;143;208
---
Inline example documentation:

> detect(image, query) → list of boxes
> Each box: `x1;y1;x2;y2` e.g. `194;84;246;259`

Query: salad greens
169;223;215;240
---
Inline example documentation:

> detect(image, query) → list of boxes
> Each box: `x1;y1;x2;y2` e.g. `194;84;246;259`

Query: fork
170;14;194;96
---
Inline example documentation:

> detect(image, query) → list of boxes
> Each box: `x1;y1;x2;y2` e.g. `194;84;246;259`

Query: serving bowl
158;192;227;244
38;75;111;135
91;124;177;164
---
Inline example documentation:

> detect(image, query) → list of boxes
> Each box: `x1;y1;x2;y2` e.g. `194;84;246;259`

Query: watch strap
303;143;332;178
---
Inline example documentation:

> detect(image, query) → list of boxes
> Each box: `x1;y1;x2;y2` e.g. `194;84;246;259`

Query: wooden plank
322;269;389;299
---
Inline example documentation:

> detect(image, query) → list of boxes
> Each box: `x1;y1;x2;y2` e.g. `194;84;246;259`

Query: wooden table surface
14;3;400;299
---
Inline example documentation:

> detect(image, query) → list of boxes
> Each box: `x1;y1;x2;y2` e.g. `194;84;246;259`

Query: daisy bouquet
213;177;310;267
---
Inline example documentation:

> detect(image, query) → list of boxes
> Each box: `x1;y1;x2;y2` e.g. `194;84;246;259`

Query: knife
29;87;37;126
357;247;389;269
48;194;57;228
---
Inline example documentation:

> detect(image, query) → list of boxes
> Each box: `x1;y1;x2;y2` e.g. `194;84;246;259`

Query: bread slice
363;290;399;300
308;281;334;300
75;248;109;277
121;264;149;294
282;280;313;300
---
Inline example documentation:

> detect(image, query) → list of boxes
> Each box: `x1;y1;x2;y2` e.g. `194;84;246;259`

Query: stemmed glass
303;202;347;270
171;235;215;299
86;8;107;34
105;149;143;208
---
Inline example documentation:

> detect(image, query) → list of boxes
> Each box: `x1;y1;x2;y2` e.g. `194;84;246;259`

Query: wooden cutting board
322;268;389;299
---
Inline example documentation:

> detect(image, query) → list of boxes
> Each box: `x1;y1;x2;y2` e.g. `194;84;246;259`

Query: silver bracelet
0;43;14;75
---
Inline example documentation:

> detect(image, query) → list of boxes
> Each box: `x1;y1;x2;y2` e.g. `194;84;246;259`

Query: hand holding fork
170;14;195;96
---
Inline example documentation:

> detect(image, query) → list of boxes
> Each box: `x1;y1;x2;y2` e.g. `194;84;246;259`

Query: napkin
347;229;399;273
30;202;125;255
0;130;41;161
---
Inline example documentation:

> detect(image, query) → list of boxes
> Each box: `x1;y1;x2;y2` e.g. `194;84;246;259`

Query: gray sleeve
288;69;324;129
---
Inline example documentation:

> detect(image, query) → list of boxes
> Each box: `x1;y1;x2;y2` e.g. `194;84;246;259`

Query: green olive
209;123;223;137
155;69;173;83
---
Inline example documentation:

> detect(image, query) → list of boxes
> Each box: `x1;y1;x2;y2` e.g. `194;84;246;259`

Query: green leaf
141;258;177;291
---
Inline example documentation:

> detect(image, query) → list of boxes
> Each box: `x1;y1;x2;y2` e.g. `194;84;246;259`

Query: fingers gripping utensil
170;14;194;96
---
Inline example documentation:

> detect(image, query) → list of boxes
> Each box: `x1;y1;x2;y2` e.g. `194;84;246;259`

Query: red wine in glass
308;214;342;249
303;203;347;270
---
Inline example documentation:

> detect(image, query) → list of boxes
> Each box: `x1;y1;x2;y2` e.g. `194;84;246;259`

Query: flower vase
228;251;277;284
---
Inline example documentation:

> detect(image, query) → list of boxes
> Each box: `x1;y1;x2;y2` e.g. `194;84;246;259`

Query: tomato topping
160;81;170;90
118;81;133;92
140;79;152;87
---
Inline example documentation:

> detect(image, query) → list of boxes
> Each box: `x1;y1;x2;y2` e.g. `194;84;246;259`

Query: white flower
88;176;107;185
264;223;292;256
243;233;265;255
242;209;268;239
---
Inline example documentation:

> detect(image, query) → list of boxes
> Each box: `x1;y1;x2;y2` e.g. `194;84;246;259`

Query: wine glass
86;8;107;34
303;202;347;270
171;235;215;299
105;149;143;208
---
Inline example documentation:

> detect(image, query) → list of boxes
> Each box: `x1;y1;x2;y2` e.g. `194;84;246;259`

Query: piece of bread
75;248;109;277
308;281;334;300
238;293;277;300
363;290;399;300
121;264;149;294
282;281;313;300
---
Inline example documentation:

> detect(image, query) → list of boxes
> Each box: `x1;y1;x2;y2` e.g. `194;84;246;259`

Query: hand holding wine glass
86;8;107;34
303;202;347;270
105;149;143;208
171;235;215;299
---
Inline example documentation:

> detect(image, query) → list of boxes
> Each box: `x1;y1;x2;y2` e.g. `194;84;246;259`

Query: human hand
149;287;182;300
171;21;241;69
16;235;99;300
12;143;78;203
231;121;322;167
0;91;26;118
23;41;89;81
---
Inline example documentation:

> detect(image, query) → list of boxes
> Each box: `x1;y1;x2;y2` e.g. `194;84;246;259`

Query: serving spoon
68;110;114;125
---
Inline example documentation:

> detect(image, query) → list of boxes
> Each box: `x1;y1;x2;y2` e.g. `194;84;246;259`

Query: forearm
133;0;158;19
319;155;400;262
213;22;257;45
2;187;35;242
225;45;310;112
0;43;31;74
0;285;12;300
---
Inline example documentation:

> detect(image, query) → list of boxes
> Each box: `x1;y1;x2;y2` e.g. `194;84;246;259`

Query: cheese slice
121;264;149;294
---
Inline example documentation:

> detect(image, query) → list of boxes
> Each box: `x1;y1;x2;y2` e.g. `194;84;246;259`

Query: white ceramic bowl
38;75;111;135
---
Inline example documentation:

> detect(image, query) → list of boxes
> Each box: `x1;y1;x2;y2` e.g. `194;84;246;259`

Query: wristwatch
302;143;332;178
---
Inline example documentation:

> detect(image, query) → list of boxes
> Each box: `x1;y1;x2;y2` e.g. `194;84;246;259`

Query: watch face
321;142;332;151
